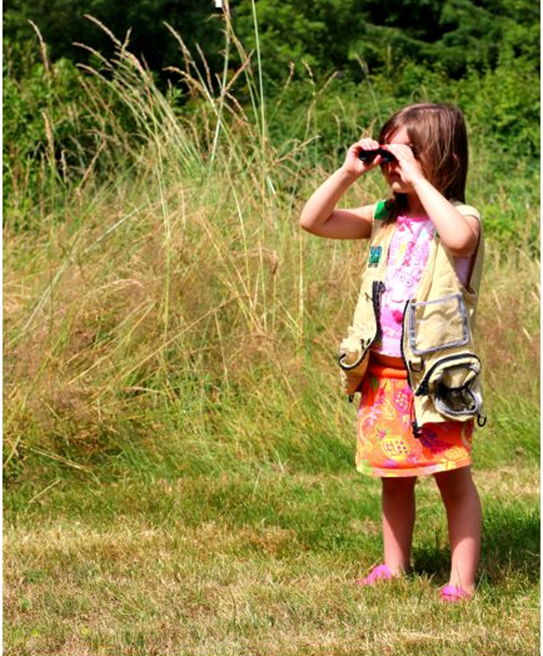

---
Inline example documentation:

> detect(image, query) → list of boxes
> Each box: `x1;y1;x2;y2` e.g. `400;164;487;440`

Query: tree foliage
3;0;539;243
3;0;225;77
4;0;539;82
231;0;538;81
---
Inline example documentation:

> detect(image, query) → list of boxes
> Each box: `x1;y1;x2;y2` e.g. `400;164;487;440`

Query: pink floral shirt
372;215;435;357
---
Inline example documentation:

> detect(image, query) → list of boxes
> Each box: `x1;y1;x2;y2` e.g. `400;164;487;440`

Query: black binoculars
358;148;397;164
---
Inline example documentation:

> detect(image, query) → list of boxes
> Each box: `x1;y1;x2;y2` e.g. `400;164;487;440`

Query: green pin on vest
369;245;382;267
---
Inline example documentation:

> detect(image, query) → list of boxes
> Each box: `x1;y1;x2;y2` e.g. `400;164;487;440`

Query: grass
3;19;540;656
4;466;539;655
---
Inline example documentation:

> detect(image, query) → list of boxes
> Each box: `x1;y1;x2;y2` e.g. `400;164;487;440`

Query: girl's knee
434;467;477;501
382;476;418;496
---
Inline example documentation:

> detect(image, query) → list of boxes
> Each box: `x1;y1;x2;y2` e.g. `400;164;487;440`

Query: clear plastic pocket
407;293;469;356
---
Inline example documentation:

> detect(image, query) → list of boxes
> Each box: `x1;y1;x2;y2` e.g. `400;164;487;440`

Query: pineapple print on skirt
356;360;473;478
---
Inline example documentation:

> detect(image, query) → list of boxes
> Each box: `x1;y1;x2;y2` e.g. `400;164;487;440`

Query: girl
299;103;484;602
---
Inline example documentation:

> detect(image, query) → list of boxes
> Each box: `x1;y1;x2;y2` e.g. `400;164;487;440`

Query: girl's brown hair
378;103;469;219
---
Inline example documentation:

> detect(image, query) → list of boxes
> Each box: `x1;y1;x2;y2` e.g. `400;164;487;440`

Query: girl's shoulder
451;201;481;222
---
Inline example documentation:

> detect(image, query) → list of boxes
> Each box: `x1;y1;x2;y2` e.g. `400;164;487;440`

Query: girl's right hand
341;138;382;179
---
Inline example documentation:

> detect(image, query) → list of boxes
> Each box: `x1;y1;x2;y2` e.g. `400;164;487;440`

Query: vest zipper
399;300;411;383
371;280;386;347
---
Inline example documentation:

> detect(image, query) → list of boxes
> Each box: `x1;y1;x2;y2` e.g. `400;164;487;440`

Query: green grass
4;353;540;654
3;22;540;656
4;462;539;655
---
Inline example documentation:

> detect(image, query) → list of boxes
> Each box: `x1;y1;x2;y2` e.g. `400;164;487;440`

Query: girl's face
381;127;418;194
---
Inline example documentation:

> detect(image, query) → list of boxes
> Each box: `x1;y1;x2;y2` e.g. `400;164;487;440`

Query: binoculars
358;148;397;164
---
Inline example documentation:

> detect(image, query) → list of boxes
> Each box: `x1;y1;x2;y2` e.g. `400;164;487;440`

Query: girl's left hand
383;143;426;187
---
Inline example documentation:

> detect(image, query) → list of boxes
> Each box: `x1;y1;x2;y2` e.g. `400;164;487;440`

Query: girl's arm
385;143;479;256
411;177;479;256
299;138;381;240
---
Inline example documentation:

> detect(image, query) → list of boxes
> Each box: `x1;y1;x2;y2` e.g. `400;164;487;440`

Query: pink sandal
354;564;393;586
440;584;472;603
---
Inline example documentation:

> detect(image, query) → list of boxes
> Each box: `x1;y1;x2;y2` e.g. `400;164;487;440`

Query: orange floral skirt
356;361;473;478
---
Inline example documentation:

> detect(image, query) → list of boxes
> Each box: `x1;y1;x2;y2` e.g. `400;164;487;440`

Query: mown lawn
4;425;539;656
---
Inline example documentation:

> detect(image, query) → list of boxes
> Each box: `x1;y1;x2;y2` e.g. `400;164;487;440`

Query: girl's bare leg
381;476;418;574
434;466;482;594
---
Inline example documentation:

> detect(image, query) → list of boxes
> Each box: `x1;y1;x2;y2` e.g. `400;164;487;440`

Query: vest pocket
338;340;370;397
406;292;469;355
415;353;482;420
338;281;383;398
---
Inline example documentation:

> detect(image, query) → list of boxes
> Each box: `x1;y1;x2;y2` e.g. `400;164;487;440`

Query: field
3;23;540;656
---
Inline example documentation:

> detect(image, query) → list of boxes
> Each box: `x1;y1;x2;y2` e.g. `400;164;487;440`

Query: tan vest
339;200;485;433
